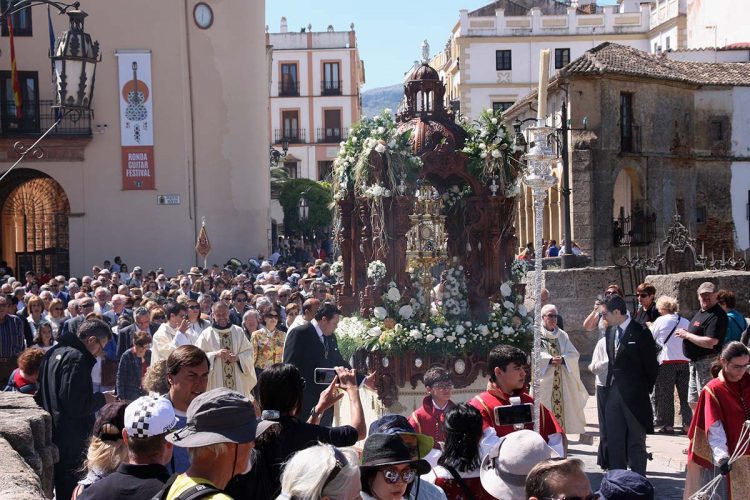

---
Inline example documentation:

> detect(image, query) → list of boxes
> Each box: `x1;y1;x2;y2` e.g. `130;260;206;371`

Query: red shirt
432;467;495;500
408;396;455;449
469;387;563;441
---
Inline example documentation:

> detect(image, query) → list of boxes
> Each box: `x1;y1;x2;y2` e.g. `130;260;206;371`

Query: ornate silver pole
523;122;557;433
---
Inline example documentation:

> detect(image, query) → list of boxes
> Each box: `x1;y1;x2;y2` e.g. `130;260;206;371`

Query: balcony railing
274;128;306;144
278;81;300;97
321;80;342;95
316;127;347;143
1;99;92;136
613;212;657;247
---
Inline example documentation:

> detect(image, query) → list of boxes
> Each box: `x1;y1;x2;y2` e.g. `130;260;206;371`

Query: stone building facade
504;42;750;265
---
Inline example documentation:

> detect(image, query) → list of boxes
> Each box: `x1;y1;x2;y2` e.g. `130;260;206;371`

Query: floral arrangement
335;265;532;357
510;259;527;282
330;260;343;280
461;108;521;198
367;260;387;282
441;185;473;213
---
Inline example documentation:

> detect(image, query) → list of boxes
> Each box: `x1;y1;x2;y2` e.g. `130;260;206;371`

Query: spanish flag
8;16;22;119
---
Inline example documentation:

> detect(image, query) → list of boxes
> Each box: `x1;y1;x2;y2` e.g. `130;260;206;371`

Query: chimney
280;17;288;33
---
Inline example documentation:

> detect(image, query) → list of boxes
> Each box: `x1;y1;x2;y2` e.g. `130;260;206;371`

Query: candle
537;49;550;122
657;240;661;256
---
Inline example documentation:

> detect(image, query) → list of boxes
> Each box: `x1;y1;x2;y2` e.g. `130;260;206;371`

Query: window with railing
279;63;299;96
319;109;342;143
284;161;299;179
322;62;341;95
1;0;32;36
318;160;333;181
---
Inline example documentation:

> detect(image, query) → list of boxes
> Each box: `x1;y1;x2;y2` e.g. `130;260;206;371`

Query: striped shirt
0;314;26;357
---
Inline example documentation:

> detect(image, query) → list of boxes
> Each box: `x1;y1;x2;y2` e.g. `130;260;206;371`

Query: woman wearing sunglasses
360;433;432;500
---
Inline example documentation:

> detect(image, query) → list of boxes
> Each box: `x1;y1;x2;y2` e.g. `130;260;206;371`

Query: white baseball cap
125;396;179;438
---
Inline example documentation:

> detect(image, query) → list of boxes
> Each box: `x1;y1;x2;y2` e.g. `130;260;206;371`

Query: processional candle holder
405;181;448;321
522;123;558;433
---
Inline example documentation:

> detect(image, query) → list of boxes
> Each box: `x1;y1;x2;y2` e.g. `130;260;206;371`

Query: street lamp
269;138;289;167
0;1;100;184
297;194;309;222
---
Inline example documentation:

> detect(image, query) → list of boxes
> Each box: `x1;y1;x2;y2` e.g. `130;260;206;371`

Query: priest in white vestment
151;303;191;365
196;301;256;398
537;303;589;434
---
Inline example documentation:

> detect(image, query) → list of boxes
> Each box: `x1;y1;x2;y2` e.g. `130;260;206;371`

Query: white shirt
311;318;326;346
650;313;689;363
588;336;609;387
615;315;631;351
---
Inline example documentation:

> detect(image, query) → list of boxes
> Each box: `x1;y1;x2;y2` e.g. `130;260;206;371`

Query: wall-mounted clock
194;3;213;29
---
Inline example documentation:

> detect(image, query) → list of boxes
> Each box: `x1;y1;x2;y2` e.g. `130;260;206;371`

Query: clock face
194;3;213;29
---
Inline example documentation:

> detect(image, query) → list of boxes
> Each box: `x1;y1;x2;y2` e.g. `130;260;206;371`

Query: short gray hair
541;304;557;317
279;445;359;500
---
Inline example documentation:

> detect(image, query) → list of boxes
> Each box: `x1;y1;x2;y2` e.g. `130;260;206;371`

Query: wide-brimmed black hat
360;433;431;475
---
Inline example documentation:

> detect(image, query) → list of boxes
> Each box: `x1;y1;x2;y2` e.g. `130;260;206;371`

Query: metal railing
274;128;306;144
316;127;347;143
321;80;342;95
278;81;300;96
1;99;92;136
613;211;657;247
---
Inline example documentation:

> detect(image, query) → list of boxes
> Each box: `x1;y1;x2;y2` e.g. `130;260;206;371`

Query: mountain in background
361;83;403;118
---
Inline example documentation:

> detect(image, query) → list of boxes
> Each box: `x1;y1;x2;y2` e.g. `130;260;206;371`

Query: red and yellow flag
8;16;22;119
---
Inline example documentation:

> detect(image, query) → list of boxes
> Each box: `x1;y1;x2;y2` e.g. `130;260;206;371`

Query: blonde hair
82;435;127;475
143;359;170;394
187;442;229;463
279;445;360;500
655;295;679;315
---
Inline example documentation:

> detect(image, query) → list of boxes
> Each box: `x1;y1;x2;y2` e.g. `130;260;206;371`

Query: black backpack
151;473;223;500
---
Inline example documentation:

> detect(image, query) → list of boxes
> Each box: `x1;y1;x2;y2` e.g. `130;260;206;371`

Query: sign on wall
117;51;155;190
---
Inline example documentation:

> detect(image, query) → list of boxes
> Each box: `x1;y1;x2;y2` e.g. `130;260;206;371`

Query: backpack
151;473;223;500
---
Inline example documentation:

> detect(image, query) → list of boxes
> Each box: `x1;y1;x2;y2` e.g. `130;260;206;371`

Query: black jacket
77;463;170;500
117;322;159;360
282;322;349;419
605;320;659;433
34;329;105;453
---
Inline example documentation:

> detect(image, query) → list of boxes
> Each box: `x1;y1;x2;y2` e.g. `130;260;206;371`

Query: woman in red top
426;403;495;500
5;347;45;394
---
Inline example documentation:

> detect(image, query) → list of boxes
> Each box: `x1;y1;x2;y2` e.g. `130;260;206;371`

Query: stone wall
646;270;750;318
0;392;57;499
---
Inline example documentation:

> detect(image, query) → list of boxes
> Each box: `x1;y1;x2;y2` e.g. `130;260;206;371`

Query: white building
437;0;747;120
267;19;365;229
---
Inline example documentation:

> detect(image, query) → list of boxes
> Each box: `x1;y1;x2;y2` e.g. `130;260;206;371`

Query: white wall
649;24;679;52
687;0;750;49
729;87;750;249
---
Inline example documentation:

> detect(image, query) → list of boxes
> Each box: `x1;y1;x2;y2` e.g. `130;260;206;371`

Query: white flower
377;126;386;134
478;325;489;336
502;326;515;336
443;291;452;299
388;139;396;148
373;307;387;320
367;327;383;338
383;108;392;115
387;287;401;302
446;335;456;343
518;305;528;317
479;142;486;150
480;151;487;159
503;301;515;311
351;136;358;143
486;108;493;114
459;338;467;345
433;327;445;338
409;329;422;340
398;305;413;320
464;321;472;327
480;130;487;138
375;143;386;154
426;334;436;343
455;325;465;335
491;149;501;158
500;283;512;297
491;117;498;124
493;332;499;338
430;306;438;316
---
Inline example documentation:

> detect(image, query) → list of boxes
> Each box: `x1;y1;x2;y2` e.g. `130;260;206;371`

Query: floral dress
251;327;286;370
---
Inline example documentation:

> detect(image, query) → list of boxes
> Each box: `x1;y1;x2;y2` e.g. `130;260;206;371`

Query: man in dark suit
602;295;659;476
282;303;374;426
116;307;159;360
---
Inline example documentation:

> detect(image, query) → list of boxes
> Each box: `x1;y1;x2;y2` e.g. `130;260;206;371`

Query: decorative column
523;123;557;433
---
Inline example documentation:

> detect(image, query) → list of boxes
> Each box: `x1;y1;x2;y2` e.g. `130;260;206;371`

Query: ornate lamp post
405;181;448;321
523;121;557;433
269;138;289;167
0;1;100;184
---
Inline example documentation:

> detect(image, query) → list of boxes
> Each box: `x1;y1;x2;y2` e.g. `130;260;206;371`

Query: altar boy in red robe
408;367;456;449
470;344;565;457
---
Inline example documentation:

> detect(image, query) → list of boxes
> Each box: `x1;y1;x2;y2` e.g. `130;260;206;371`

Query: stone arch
0;169;70;277
612;166;644;220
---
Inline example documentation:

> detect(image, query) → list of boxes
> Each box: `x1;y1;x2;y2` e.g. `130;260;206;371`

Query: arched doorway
0;169;70;278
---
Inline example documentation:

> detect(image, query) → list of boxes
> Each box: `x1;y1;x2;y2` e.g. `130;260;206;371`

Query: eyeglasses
235;298;247;302
432;382;453;390
278;294;288;298
188;305;201;310
266;314;279;319
153;315;166;321
604;291;616;296
381;467;416;484
81;303;94;308
544;314;558;319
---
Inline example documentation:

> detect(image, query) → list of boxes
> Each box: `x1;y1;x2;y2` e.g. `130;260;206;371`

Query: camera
314;367;337;385
493;398;533;427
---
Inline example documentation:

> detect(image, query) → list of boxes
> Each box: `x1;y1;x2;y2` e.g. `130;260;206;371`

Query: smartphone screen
494;403;533;426
314;368;337;385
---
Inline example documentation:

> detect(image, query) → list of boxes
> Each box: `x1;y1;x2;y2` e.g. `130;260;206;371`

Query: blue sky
266;0;619;90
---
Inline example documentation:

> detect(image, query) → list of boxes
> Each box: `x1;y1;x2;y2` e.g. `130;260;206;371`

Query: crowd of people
0;253;748;499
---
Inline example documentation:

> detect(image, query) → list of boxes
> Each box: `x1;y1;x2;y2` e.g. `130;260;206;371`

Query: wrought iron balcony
321;80;342;95
0;99;92;136
613;211;656;247
278;81;300;97
274;128;306;144
316;127;347;143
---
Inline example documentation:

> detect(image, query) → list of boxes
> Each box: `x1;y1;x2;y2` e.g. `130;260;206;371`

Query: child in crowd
408;366;456;450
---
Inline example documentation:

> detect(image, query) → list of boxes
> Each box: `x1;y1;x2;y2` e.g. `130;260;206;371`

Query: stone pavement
567;395;688;499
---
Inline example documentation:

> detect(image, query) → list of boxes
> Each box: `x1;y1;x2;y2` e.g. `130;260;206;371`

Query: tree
270;165;290;198
279;178;333;238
